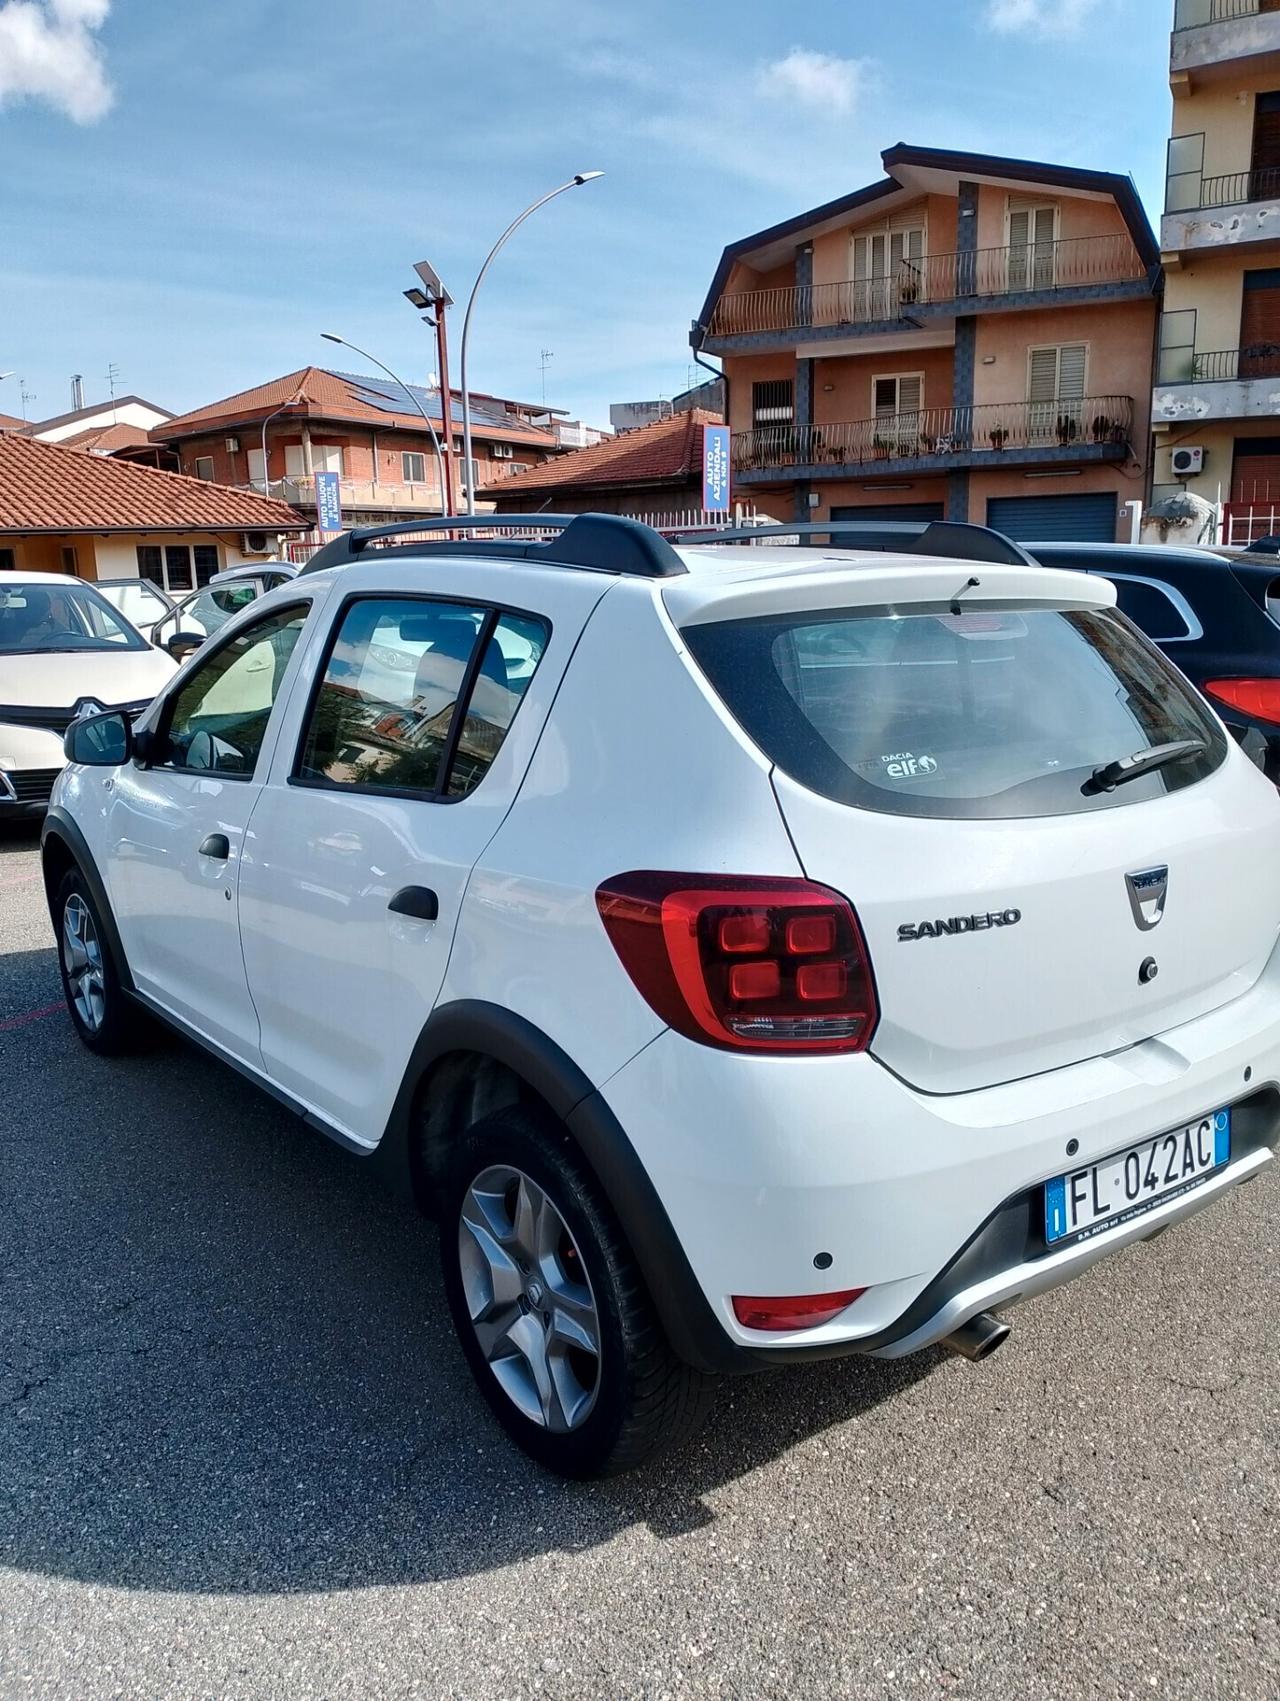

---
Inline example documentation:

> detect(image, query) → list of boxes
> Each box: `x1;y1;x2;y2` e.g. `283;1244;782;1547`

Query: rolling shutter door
831;502;945;522
986;492;1118;542
1240;269;1280;378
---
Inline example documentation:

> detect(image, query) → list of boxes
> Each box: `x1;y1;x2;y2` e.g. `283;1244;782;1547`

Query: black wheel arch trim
372;1000;745;1374
40;807;135;993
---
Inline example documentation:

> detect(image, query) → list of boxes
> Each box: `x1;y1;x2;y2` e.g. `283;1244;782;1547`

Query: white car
41;516;1280;1477
0;573;175;817
149;563;301;659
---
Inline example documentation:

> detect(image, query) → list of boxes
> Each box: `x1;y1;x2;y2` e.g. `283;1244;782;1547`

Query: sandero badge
897;908;1022;942
1126;866;1169;932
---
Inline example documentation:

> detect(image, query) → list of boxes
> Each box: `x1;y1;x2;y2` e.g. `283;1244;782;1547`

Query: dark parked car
1243;535;1280;556
1024;541;1280;778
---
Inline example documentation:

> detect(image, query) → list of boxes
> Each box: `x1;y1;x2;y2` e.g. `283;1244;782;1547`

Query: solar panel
325;369;525;432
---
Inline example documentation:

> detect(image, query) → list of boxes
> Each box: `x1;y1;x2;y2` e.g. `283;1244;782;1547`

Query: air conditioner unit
492;442;514;459
225;436;241;453
1172;445;1204;477
241;530;272;555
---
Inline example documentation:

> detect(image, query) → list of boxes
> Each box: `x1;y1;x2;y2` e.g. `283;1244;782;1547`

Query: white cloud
983;0;1102;36
755;47;864;115
0;0;113;124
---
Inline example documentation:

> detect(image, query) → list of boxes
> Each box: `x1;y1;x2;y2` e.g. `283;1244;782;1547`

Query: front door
237;584;563;1145
106;599;314;1063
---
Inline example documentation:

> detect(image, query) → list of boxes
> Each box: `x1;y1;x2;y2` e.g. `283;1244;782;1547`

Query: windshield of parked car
0;581;148;654
683;601;1227;819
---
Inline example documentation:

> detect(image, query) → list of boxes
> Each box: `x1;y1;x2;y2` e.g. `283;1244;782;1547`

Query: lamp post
404;261;456;515
258;394;303;499
320;332;449;515
458;171;604;514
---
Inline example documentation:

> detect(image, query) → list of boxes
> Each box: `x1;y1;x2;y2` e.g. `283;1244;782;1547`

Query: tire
439;1104;718;1478
54;867;146;1055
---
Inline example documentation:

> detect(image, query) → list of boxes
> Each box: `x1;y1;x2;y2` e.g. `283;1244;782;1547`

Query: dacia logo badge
1126;866;1168;932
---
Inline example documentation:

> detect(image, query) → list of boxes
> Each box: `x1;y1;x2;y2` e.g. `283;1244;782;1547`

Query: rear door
235;559;610;1147
682;590;1280;1095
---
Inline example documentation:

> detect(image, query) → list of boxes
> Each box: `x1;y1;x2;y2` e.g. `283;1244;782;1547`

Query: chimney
71;374;84;411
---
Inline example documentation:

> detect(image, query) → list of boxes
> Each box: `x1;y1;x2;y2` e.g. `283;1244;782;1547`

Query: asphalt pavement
1;824;1278;1701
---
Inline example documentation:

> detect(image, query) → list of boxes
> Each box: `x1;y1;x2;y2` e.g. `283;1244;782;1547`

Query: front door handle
198;832;230;860
388;885;439;921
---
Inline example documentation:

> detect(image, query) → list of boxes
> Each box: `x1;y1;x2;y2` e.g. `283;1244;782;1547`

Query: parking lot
0;823;1277;1701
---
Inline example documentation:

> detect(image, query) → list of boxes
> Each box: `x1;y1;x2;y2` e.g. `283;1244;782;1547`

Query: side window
448;613;549;797
162;604;310;778
1108;577;1193;642
296;598;548;800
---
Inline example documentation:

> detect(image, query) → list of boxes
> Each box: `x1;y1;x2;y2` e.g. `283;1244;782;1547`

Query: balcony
249;475;447;513
1171;0;1280;88
1162;160;1280;253
699;236;1150;353
1153;344;1280;423
732;396;1134;484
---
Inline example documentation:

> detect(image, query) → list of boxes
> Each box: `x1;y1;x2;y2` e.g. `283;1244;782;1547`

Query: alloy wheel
458;1164;602;1432
62;893;106;1032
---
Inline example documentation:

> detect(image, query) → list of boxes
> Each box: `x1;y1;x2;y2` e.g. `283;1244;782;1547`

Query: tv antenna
105;362;122;422
19;379;36;421
538;348;554;405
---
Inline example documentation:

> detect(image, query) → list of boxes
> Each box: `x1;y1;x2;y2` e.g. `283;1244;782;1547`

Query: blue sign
702;424;731;513
314;469;343;533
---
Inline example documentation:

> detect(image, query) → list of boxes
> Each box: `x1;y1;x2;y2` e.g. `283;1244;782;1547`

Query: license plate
1045;1109;1231;1246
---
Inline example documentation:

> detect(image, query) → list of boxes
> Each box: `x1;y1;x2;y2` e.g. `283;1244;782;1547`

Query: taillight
732;1289;866;1331
1204;677;1280;728
594;872;878;1053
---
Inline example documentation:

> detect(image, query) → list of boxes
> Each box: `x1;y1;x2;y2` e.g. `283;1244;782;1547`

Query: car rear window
683;602;1227;819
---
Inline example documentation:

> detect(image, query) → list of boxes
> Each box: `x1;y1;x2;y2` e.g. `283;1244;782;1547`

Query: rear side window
296;596;548;800
1108;577;1193;641
684;603;1227;819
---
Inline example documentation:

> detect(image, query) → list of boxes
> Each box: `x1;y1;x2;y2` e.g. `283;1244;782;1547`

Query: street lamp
258;393;304;499
404;261;457;515
320;332;449;514
458;170;604;514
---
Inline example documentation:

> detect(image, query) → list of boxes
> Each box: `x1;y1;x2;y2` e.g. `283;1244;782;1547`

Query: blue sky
1;0;1172;430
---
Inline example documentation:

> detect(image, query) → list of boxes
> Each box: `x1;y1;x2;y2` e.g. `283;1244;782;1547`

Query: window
296;597;549;800
1109;577;1196;641
246;446;267;488
284;443;306;478
872;374;923;417
100;579;171;631
1007;201;1058;291
136;545;163;586
193;456;215;481
0;580;146;655
1159;309;1198;384
0;549;15;571
165;545;194;592
1165;131;1205;214
402;451;427;484
194;544;220;586
684;603;1226;822
851;218;926;316
492;442;515;459
161;604;309;778
154;583;259;646
1028;343;1087;442
60;546;79;575
311;443;343;475
752;380;794;426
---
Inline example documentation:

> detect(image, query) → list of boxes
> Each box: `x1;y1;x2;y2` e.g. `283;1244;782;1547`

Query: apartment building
1153;0;1280;540
692;144;1160;542
153;366;562;529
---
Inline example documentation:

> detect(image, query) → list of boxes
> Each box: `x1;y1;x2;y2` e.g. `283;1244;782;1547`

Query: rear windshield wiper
1082;738;1207;796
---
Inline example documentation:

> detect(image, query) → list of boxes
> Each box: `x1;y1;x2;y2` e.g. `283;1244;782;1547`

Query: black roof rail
298;512;688;579
664;518;1035;567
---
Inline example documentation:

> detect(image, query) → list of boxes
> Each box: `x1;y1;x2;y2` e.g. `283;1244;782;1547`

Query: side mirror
167;630;203;661
64;709;132;767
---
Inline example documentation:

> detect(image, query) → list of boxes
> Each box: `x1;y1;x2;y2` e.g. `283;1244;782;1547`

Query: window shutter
898;375;922;413
873;377;897;415
1008;209;1031;250
1028;347;1058;401
1058;344;1087;397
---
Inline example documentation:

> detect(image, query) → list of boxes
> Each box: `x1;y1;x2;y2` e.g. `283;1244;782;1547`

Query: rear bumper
600;943;1280;1371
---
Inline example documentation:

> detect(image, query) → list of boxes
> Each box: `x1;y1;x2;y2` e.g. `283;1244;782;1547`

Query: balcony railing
1174;0;1260;27
733;396;1134;474
1195;165;1280;208
705;235;1147;338
249;474;447;509
1175;345;1280;381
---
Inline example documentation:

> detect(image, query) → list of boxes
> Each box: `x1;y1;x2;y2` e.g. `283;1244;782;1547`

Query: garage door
985;492;1117;542
831;502;946;523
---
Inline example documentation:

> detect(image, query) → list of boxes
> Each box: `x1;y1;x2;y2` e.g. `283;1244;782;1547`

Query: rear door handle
198;833;230;860
388;885;439;921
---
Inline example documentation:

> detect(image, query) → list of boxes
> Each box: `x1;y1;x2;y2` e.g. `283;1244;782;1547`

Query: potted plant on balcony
872;433;891;460
989;424;1009;451
919;431;938;455
1090;414;1112;444
1055;414;1078;447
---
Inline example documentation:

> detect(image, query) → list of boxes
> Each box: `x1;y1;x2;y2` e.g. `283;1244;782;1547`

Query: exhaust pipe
941;1311;1010;1362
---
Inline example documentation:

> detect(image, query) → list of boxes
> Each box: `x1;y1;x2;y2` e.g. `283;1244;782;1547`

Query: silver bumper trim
870;1145;1273;1359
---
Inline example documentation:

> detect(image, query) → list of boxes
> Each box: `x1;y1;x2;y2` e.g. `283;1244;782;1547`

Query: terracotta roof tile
58;423;155;453
0;412;24;432
156;366;559;450
0;432;306;534
480;409;723;497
